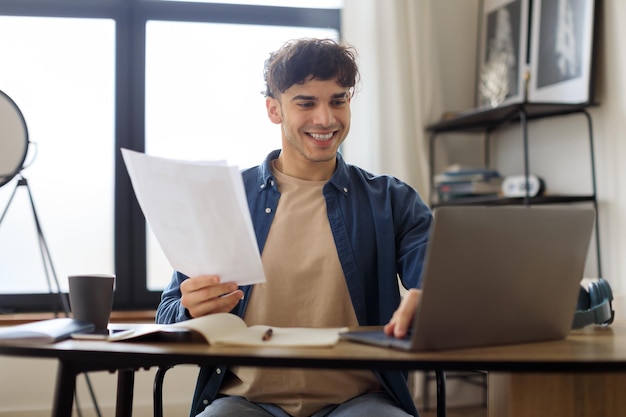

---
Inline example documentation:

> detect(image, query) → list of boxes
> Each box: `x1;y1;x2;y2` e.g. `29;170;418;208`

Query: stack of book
434;165;502;202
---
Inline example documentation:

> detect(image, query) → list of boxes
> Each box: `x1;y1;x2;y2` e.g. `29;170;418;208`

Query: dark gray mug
68;274;115;333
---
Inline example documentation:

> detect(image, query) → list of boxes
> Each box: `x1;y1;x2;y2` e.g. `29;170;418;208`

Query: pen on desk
262;328;273;341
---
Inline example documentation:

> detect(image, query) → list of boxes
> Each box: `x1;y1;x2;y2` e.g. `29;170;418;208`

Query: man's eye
298;102;315;108
331;100;347;106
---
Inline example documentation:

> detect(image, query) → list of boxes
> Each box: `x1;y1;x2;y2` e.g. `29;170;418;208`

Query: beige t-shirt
220;162;380;416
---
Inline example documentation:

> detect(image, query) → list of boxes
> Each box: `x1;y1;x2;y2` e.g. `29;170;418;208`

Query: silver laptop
341;206;596;351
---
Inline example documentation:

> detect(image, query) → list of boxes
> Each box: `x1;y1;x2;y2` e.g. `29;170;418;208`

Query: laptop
341;205;596;351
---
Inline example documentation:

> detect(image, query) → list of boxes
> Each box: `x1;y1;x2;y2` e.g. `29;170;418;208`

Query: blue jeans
196;392;415;417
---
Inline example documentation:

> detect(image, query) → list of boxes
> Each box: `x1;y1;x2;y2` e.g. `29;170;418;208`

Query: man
156;38;432;417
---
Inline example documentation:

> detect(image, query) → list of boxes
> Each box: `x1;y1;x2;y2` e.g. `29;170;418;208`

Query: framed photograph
476;0;529;108
528;0;597;104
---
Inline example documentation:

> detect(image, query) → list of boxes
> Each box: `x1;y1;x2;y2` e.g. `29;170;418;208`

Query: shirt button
260;184;265;189
265;207;272;214
203;399;209;405
215;368;222;375
343;187;348;193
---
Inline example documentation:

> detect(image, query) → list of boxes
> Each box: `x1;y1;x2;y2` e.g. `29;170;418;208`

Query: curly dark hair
263;38;360;98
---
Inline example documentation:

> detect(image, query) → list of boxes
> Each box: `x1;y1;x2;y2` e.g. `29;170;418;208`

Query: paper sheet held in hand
121;149;265;285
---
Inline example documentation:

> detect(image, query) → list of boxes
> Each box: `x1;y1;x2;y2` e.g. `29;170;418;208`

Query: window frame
0;0;340;312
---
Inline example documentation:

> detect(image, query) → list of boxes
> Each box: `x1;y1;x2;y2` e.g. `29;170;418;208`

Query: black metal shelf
432;194;596;208
427;102;598;133
426;101;602;278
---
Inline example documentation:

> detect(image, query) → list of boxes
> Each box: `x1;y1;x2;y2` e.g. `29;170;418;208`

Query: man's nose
312;104;335;127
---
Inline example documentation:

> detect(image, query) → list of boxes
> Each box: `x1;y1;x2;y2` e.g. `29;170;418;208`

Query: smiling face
266;77;351;180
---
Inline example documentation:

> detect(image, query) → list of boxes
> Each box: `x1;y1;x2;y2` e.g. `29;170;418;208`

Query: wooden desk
0;323;624;417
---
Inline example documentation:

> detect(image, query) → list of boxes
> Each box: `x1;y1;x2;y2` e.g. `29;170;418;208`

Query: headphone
572;278;615;329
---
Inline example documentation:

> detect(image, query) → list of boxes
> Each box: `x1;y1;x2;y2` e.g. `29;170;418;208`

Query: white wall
588;0;626;304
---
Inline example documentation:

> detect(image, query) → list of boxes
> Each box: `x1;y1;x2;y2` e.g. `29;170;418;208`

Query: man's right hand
383;288;421;339
180;275;244;318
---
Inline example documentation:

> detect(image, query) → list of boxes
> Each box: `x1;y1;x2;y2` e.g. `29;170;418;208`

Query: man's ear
266;97;282;124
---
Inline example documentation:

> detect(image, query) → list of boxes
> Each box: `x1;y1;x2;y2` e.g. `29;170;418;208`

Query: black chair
422;370;487;415
153;365;173;417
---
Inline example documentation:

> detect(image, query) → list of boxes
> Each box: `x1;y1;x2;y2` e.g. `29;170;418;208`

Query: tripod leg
21;177;71;314
0;178;22;227
0;179;23;313
2;176;102;417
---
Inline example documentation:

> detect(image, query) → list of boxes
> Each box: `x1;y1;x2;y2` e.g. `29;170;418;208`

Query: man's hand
384;288;422;338
180;275;244;318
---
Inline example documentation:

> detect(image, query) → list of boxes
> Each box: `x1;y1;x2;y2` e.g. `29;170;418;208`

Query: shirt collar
258;149;350;196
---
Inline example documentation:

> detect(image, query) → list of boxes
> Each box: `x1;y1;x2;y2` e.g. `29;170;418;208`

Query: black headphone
572;278;615;329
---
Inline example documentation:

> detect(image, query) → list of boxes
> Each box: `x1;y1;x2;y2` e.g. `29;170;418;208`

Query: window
0;15;115;312
145;21;338;290
0;0;340;312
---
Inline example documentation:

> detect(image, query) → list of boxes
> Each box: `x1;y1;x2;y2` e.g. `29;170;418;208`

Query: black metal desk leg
52;361;77;417
436;370;447;417
116;369;136;417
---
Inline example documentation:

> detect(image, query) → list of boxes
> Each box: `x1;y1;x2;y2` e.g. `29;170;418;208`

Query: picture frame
528;0;597;104
476;0;529;109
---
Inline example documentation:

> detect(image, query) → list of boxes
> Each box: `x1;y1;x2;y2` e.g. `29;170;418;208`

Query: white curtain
341;0;443;198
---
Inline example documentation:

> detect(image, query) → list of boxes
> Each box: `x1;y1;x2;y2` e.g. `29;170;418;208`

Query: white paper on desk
121;148;265;285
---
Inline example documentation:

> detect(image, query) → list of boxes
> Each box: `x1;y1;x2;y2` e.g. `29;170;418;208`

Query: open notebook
341;206;595;351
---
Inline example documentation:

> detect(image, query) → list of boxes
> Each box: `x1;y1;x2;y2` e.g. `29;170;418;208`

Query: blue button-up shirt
156;149;432;416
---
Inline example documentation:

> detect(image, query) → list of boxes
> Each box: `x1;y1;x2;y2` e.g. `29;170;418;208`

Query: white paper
121;148;265;285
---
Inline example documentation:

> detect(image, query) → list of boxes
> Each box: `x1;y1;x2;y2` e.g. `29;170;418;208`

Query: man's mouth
308;132;335;141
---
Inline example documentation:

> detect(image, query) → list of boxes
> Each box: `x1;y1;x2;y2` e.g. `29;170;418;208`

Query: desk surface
0;322;625;373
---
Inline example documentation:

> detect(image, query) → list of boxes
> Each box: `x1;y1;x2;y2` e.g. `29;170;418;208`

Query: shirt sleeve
393;180;432;290
155;270;191;324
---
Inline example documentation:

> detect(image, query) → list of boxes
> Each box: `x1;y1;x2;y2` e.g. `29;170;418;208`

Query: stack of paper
0;318;94;345
121;149;265;285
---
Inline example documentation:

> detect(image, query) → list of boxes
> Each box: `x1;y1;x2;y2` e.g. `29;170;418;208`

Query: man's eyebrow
290;92;349;102
291;94;316;101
